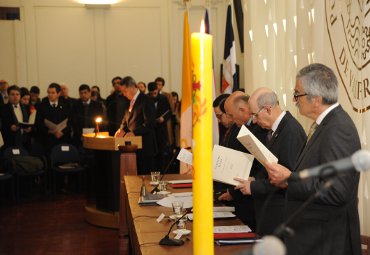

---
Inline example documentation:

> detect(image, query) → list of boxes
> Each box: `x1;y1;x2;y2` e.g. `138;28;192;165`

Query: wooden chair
362;235;370;255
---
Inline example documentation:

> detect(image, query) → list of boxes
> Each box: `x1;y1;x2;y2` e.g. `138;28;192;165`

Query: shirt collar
271;111;286;133
49;100;58;107
316;102;339;125
132;89;140;102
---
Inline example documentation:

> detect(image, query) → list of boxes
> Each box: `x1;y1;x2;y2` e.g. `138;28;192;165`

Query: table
123;174;254;255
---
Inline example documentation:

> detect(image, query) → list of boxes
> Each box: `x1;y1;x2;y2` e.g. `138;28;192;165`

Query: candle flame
200;19;205;34
95;117;102;123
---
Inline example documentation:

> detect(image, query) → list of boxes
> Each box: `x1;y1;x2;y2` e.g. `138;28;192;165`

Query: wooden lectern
83;132;142;229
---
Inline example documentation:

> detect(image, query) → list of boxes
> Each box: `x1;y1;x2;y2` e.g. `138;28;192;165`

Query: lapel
8;103;19;124
267;111;290;148
294;105;343;171
20;104;29;122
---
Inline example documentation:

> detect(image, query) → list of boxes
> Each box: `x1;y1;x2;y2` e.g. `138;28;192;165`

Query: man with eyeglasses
265;63;361;255
233;87;306;236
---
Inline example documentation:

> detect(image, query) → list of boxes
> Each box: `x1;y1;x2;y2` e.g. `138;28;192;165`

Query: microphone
150;147;182;194
235;236;286;255
159;207;192;246
297;150;370;180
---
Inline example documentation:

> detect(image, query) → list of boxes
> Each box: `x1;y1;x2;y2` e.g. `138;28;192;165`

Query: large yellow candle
191;21;214;255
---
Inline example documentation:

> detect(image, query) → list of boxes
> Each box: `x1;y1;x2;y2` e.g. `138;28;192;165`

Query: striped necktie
306;122;318;142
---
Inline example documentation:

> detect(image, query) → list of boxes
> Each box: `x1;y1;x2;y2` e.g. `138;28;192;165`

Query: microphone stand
273;173;335;239
151;147;181;194
159;208;192;246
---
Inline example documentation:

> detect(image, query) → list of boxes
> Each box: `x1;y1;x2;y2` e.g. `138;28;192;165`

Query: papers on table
167;180;192;184
213;206;235;212
212;145;254;186
176;148;193;166
187;212;236;221
237;125;278;165
214;225;252;234
138;194;167;206
168;192;193;197
44;118;68;134
156;195;193;209
82;128;95;134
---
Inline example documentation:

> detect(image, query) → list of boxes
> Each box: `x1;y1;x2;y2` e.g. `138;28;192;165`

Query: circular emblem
326;0;370;113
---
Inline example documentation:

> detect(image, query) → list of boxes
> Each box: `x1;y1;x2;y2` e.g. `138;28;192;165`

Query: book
44;118;68;134
237;125;278;165
18;110;37;128
212;145;254;186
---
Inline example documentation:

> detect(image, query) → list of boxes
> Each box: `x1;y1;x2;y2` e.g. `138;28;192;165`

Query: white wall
0;0;244;98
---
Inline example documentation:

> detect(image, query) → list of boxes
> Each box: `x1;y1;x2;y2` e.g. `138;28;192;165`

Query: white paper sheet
177;148;193;165
156;195;193;209
213;225;252;233
213;145;254;186
237;125;278;165
167;180;192;184
187;212;236;221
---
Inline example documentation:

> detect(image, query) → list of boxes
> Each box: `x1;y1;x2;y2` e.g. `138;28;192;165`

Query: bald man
217;91;267;231
233;87;306;235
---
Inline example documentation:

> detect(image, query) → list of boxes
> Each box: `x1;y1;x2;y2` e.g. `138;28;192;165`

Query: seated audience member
137;81;146;94
234;87;306;235
0;85;32;149
0;80;9;106
115;76;157;175
213;94;231;145
71;84;104;147
35;83;71;152
147;82;171;171
30;86;41;106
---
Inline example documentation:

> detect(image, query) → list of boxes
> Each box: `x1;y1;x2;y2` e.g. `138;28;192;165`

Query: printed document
212;145;254;186
237;125;278;165
44;118;68;134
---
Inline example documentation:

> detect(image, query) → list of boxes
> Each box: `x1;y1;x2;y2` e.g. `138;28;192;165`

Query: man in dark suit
0;85;32;150
71;84;104;147
60;83;78;109
35;83;71;152
266;63;361;255
234;87;306;236
115;76;157;175
147;82;171;171
106;76;127;136
217;91;268;231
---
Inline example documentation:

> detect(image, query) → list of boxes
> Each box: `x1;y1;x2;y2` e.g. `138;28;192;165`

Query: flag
180;10;192;172
204;9;219;146
221;4;237;94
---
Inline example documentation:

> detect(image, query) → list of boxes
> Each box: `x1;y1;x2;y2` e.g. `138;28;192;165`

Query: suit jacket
71;100;104;146
152;94;171;148
250;111;306;235
106;93;128;136
35;100;71;150
286;105;361;255
0;103;31;149
121;92;157;157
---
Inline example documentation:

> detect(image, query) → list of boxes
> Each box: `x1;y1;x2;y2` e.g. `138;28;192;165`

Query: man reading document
264;64;361;255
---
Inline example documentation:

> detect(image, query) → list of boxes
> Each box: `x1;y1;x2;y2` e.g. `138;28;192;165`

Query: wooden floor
0;194;129;255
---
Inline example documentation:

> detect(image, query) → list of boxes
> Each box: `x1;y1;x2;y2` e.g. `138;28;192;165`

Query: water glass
158;181;167;191
176;217;187;230
150;171;160;183
172;201;184;216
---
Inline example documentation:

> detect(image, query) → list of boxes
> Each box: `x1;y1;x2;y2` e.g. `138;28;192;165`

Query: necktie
129;99;135;112
306;122;318;142
266;130;273;142
52;104;57;108
13;104;18;108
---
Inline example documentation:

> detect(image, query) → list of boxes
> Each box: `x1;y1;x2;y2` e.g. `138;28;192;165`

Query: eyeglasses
293;92;307;101
215;113;223;119
251;107;265;120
